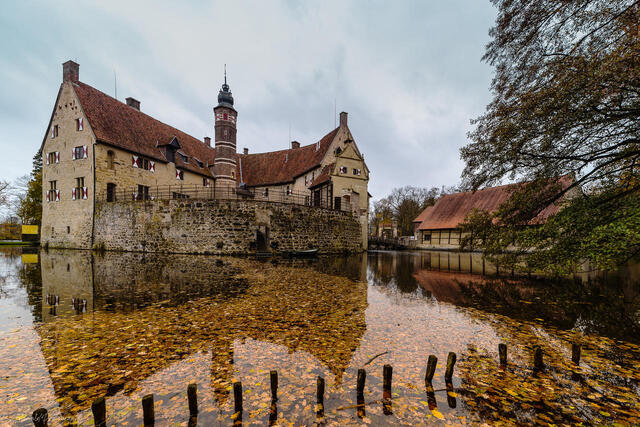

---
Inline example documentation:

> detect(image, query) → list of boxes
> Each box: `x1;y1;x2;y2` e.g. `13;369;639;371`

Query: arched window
107;150;115;169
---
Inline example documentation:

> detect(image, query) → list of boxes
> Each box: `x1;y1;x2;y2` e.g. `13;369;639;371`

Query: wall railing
98;184;349;212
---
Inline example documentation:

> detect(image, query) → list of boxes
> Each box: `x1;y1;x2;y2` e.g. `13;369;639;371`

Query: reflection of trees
367;252;425;294
35;254;367;419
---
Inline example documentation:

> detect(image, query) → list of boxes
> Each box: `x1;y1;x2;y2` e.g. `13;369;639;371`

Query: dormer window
194;159;204;168
178;153;188;163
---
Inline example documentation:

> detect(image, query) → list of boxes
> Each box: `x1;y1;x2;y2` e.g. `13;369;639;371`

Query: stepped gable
239;128;339;187
417;176;573;230
72;81;214;176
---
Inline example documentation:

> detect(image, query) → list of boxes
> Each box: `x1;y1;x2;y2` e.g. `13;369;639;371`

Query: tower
213;67;237;186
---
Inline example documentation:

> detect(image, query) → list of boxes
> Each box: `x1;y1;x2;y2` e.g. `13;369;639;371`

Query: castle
40;61;369;252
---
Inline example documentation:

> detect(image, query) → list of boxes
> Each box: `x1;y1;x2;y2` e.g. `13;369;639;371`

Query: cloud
0;0;496;200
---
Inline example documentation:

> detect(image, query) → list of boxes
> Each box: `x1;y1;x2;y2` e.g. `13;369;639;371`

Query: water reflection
0;248;638;425
368;250;640;343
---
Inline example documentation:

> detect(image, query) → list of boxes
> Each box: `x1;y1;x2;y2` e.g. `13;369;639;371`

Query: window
67;226;70;234
335;147;342;155
107;151;115;169
176;170;184;180
47;152;59;165
334;196;342;210
172;192;189;200
73;177;86;201
352;168;362;176
195;159;204;168
137;185;150;200
231;171;235;180
73;146;84;160
50;125;58;138
339;166;347;174
286;186;291;195
423;232;431;242
47;181;58;202
106;183;116;202
203;178;210;187
76;118;83;131
264;188;269;197
178;152;188;163
132;155;154;171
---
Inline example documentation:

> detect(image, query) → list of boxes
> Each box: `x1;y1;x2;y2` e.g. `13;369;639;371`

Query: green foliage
460;0;640;271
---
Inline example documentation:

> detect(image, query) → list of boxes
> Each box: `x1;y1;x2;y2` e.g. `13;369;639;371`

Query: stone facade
93;199;362;254
40;61;369;252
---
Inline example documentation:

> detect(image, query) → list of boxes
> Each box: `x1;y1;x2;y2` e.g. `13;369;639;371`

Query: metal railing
99;184;349;212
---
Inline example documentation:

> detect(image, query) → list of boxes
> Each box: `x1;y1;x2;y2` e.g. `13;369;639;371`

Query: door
256;226;269;252
106;183;116;202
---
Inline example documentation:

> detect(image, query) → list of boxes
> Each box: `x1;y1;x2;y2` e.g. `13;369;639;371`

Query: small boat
287;249;319;258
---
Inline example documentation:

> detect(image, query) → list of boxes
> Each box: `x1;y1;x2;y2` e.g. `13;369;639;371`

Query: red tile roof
412;205;433;224
417;176;573;230
73;81;215;177
238;128;339;187
309;163;335;188
73;80;340;185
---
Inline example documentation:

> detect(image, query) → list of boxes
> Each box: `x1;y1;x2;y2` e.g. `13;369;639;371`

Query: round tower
213;68;237;187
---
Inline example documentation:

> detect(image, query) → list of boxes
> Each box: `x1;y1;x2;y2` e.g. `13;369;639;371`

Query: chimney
291;141;300;149
243;147;249;155
62;60;79;83
339;111;348;127
126;97;140;111
204;137;211;147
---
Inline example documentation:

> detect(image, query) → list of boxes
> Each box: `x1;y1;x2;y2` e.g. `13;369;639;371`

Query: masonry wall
93;199;362;254
41;82;95;249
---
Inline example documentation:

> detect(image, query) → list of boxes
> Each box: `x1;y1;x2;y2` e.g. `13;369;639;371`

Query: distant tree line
0;151;42;227
370;185;459;236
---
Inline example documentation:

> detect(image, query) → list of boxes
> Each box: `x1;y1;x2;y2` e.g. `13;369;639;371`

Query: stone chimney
243;147;249;155
126;97;140;111
204;137;211;147
62;60;79;83
339;111;348;127
291;141;300;149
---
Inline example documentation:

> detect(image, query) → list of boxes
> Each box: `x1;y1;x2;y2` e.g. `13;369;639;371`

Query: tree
17;151;43;226
0;180;8;208
460;0;640;272
376;186;440;236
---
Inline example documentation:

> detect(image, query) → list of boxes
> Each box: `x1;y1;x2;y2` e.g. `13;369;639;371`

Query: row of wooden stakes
31;343;582;426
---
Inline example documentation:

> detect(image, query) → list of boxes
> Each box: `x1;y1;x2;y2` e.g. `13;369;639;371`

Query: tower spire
224;64;227;85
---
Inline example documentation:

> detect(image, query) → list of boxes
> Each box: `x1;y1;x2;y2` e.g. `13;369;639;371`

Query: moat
0;248;639;425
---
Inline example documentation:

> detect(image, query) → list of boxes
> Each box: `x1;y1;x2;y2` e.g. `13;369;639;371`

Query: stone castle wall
93;199;362;254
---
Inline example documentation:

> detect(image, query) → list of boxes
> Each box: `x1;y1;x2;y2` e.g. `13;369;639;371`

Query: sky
0;0;496;200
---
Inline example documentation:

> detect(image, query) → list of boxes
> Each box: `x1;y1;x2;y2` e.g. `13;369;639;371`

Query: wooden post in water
142;394;154;426
187;383;198;416
383;364;393;415
356;369;366;395
233;381;243;419
533;346;544;371
91;397;106;427
445;380;457;409
499;343;508;366
383;365;392;392
425;355;437;384
445;352;456;381
571;343;581;365
270;370;278;402
32;408;48;427
317;376;325;418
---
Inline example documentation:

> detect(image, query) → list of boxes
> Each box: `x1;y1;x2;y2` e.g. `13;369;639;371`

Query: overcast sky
0;0;496;200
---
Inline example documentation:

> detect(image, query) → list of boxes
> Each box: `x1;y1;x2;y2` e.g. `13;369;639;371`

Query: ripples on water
0;248;638;425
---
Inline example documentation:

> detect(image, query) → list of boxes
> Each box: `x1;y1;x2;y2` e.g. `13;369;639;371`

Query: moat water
0;248;639;425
